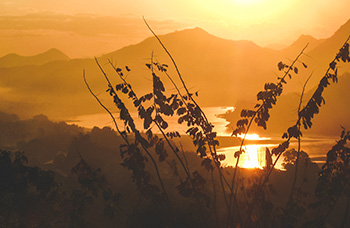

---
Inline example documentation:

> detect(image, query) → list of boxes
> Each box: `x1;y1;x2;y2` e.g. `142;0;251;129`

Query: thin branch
289;73;312;200
143;17;191;99
143;18;236;218
232;43;309;189
108;57;195;190
94;58;171;206
143;17;213;142
231;44;309;226
245;36;350;226
83;70;128;143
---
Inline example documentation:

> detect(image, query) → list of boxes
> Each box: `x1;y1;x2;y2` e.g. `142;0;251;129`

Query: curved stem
230;44;309;226
108;57;195;189
143;17;234;208
245;36;350;226
289;73;312;200
143;17;212;138
83;70;128;144
231;43;309;190
95;58;171;206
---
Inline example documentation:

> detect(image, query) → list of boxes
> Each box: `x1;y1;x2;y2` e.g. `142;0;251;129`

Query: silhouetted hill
0;58;100;119
0;48;70;68
0;19;349;124
274;72;350;136
0;111;84;152
282;35;325;56
310;19;350;57
0;27;281;119
265;43;287;50
100;27;280;106
293;19;350;90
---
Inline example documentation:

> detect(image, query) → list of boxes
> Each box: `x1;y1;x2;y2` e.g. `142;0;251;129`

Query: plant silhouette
81;19;350;227
1;23;350;228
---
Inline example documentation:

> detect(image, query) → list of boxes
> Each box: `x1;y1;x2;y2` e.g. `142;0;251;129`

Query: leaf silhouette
294;67;299;74
278;61;285;71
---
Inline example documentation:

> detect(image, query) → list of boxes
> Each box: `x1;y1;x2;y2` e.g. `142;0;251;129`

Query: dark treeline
0;112;323;228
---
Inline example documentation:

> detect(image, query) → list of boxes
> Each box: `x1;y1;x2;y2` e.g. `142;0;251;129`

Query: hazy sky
0;0;349;58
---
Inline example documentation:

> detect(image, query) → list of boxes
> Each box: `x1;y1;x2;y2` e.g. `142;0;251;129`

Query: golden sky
0;0;349;58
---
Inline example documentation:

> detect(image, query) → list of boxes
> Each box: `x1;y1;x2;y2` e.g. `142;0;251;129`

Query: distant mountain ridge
99;25;279;108
281;34;325;55
0;18;349;128
0;48;70;68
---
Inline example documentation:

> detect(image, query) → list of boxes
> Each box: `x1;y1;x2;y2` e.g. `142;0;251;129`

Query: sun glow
234;0;262;6
195;0;293;27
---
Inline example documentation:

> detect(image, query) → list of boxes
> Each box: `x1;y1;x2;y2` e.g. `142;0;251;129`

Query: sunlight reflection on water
217;144;282;169
71;106;334;169
70;106;235;136
217;139;335;169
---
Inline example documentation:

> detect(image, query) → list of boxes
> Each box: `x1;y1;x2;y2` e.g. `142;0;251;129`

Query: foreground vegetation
1;26;350;227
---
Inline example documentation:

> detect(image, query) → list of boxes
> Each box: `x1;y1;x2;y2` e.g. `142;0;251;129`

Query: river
70;106;334;168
